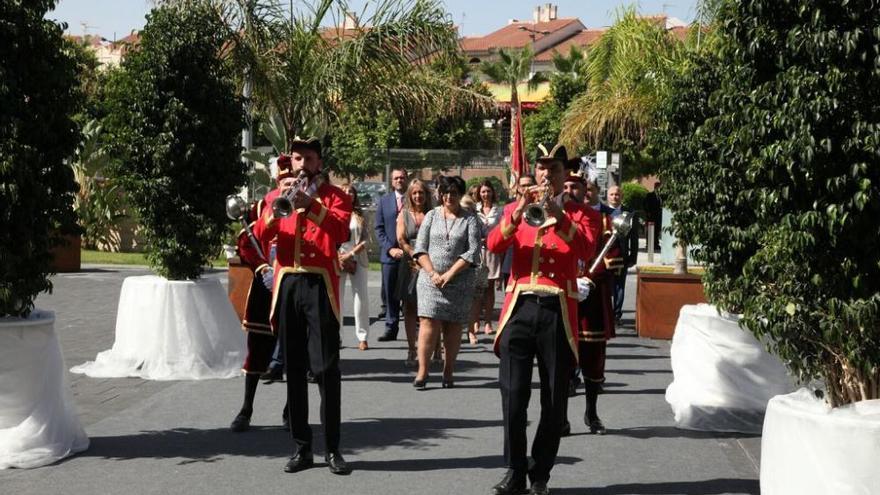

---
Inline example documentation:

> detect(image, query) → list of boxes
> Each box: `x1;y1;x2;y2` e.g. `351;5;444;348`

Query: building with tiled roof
463;5;692;106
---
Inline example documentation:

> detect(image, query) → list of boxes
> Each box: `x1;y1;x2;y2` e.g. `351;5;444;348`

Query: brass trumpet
271;170;309;218
524;179;552;227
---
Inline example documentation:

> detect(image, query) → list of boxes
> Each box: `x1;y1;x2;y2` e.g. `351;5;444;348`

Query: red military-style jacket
252;181;352;331
236;188;280;335
487;199;597;363
577;207;618;342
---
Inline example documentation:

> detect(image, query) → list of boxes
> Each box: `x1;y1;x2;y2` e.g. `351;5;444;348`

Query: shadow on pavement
607;342;659;350
342;358;496;377
352;454;581;472
613;426;760;440
344;417;503;454
606;354;668;361
554;478;759;494
606;369;671;376
601;388;667;395
76;418;504;462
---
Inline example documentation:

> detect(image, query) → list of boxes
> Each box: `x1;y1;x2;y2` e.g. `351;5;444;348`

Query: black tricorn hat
289;136;322;158
536;143;567;164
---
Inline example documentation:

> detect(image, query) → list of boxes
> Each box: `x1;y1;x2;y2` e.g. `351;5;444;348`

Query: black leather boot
585;381;606;435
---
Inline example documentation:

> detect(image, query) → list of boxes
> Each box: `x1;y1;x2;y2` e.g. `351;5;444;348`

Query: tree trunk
673;239;688;275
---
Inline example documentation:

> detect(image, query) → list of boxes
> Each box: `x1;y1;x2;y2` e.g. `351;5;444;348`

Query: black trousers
498;295;573;482
278;273;341;454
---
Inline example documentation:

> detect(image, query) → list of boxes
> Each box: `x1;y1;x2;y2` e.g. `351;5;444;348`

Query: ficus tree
0;0;81;317
102;1;246;280
653;0;880;406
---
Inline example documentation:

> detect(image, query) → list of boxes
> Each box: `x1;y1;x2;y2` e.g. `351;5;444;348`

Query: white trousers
339;266;370;342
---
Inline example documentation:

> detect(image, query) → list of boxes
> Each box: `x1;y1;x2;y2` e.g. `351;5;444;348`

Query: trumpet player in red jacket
252;137;353;476
485;144;596;495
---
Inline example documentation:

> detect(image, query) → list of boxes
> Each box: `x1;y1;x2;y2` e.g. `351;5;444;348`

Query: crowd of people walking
229;137;639;494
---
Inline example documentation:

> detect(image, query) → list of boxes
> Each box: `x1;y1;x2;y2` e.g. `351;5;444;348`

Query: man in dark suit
374;167;408;341
607;185;639;323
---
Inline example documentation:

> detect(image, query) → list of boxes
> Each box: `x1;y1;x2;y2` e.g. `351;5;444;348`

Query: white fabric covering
70;276;244;380
1;311;89;469
761;389;880;495
665;304;794;433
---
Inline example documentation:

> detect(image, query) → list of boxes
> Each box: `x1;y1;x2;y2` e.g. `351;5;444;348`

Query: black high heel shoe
441;380;454;389
413;377;428;390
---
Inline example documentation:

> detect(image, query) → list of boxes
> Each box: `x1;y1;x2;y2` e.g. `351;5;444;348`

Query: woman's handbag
341;257;357;274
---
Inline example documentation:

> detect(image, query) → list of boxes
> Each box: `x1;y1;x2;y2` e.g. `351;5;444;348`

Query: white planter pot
70;275;245;380
665;304;794;433
0;310;89;469
761;388;880;495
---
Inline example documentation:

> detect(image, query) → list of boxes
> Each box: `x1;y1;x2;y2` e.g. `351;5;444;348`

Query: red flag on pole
509;103;529;188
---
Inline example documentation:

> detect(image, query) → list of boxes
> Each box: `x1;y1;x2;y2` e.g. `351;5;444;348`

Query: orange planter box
227;261;253;323
636;269;707;339
49;235;81;273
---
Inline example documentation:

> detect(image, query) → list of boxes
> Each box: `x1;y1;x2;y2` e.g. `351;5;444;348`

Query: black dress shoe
588;418;607;435
377;309;386;319
260;368;283;383
377;330;397;342
441;379;454;389
326;452;352;475
283;450;314;473
413;377;427;390
560;419;571;437
230;413;250;432
491;469;528;495
530;480;550;495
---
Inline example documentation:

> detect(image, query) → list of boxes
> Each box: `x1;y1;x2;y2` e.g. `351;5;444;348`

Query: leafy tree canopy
102;2;246;280
1;0;81;317
654;0;880;406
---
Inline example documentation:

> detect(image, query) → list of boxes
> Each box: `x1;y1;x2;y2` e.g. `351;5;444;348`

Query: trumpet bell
612;211;634;237
523;204;546;227
225;194;248;221
272;196;293;218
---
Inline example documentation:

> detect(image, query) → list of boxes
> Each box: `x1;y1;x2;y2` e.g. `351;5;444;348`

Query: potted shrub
0;0;89;468
655;0;880;491
70;2;247;381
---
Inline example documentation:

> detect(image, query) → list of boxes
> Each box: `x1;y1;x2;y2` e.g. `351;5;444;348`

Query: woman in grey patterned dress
412;176;480;389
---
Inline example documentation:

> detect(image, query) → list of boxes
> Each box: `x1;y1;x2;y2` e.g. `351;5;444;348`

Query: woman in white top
338;184;370;350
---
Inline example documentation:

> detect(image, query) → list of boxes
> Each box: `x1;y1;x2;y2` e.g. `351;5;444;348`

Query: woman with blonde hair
395;178;432;366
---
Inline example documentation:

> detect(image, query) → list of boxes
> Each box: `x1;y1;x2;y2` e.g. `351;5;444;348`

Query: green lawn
81;249;383;272
81;250;228;267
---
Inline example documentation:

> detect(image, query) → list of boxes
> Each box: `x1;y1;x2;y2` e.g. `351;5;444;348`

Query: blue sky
50;0;699;40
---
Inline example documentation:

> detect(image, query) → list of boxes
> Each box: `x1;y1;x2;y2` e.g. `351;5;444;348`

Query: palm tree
548;44;587;107
559;7;684;151
479;45;547;152
214;0;493;149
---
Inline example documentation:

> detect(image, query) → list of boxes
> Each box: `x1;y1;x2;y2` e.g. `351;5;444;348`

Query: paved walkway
0;265;760;494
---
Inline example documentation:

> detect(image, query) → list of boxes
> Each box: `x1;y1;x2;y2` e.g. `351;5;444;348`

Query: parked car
356;181;387;208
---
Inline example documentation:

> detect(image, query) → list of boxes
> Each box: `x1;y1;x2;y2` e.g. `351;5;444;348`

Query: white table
1;310;89;469
71;276;245;381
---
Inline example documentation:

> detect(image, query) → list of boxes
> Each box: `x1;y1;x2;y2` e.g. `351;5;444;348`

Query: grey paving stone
0;264;760;494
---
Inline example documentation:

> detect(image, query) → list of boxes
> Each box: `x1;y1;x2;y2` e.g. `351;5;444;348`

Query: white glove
576;277;594;302
261;267;274;290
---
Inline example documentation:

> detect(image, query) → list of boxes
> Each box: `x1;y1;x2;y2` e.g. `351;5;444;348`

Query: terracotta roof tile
461;18;580;52
533;28;606;61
